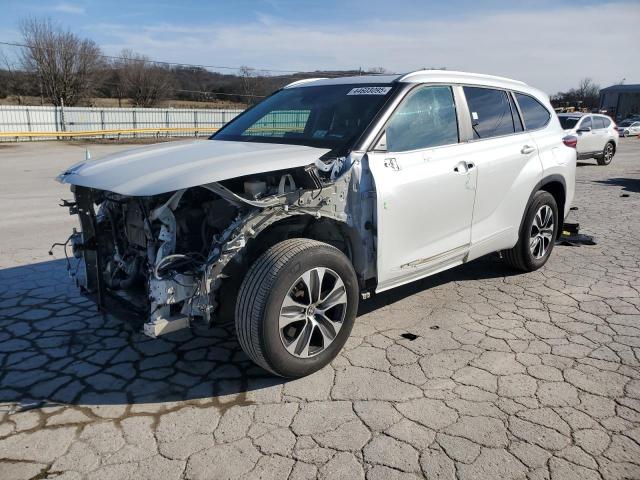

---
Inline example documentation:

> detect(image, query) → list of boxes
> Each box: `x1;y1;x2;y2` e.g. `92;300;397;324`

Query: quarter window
514;93;551;130
385;85;458;152
463;87;516;139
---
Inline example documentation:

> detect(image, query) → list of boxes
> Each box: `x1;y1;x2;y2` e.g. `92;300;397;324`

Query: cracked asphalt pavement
1;139;640;479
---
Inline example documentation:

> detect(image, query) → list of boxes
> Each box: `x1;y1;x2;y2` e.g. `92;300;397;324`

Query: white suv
558;113;618;165
58;70;576;377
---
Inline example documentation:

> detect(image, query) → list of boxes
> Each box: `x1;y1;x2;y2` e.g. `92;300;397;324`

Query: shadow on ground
593;177;640;193
0;254;515;409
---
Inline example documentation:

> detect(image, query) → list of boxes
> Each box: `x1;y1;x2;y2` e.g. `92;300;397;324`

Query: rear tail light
562;135;578;148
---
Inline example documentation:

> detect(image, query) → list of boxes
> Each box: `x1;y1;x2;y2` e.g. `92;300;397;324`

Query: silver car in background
617;120;640;137
558;113;618;165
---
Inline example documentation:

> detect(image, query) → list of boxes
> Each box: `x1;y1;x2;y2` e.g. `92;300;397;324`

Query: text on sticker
347;87;392;95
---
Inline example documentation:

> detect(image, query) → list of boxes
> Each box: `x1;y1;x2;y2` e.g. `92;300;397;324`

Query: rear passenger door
462;86;543;261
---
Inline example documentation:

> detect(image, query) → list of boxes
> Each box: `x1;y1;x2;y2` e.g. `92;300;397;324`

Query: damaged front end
61;155;363;337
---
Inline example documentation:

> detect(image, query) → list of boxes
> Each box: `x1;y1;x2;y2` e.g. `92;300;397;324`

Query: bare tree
575;78;600;103
115;49;173;107
552;77;601;111
19;17;103;106
238;65;259;105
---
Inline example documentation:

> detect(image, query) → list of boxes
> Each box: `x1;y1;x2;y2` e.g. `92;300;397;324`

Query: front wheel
597;142;615;165
503;191;558;272
235;238;359;377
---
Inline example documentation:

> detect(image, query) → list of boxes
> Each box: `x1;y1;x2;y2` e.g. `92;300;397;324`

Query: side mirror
577;126;591;133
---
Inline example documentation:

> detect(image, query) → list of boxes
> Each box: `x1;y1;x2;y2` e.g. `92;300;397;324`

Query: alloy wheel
279;267;348;358
604;143;614;162
530;205;554;259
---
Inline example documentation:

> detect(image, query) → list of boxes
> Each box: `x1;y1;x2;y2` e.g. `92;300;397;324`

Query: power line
0;39;370;77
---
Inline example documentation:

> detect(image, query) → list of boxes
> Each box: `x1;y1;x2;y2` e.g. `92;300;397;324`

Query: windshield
619;120;632;127
212;84;396;153
558;116;580;129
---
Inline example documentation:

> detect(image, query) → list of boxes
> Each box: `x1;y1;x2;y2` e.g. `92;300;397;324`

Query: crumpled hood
57;139;331;196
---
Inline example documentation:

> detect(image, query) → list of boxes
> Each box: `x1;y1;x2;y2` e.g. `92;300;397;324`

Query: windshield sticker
347;86;392;96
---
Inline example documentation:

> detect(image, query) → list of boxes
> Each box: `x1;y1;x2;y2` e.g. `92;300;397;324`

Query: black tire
597;141;615;165
503;191;559;272
235;238;359;377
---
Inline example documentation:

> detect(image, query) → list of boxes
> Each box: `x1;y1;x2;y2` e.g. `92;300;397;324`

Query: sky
1;0;639;94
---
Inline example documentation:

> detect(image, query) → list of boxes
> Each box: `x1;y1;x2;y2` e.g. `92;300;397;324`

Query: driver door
367;85;477;292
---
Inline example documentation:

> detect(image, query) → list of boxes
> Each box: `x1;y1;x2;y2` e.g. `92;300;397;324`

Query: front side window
580;117;592;130
213;84;396;153
514;93;551;130
463;87;515;139
385;85;459;152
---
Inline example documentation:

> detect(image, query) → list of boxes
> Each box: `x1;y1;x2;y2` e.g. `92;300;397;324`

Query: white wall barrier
0;105;244;141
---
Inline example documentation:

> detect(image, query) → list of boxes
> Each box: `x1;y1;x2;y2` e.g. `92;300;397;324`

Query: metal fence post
193;110;198;137
25;108;32;142
132;110;137;138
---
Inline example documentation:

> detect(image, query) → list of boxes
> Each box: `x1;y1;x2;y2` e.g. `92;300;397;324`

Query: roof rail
397;69;526;86
283;78;328;89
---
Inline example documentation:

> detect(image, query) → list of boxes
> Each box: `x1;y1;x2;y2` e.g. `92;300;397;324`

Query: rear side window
593;117;606;129
514;93;550;130
602;117;611;128
464;87;515;139
385;85;459;152
580;117;592;130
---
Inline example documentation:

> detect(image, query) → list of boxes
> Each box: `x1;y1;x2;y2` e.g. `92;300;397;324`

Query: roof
284;69;537;96
600;84;640;93
557;112;610;118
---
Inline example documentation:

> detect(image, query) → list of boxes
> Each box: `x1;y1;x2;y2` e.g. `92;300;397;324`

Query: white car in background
617;119;640;137
58;70;577;377
558;113;618;165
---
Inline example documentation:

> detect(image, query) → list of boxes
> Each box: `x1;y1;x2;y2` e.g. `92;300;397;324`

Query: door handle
521;145;536;155
453;161;469;173
384;158;400;170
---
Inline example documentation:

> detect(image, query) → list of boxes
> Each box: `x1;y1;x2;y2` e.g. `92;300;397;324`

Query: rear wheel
503;191;558;272
235;238;359;377
597;142;615;165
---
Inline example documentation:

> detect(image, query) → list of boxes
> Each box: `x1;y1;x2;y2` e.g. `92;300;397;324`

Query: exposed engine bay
61;153;375;337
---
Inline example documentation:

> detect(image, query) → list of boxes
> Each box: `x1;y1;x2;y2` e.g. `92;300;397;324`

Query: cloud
52;2;86;15
95;2;639;93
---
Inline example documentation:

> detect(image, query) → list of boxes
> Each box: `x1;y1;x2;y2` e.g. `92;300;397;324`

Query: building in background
599;84;640;120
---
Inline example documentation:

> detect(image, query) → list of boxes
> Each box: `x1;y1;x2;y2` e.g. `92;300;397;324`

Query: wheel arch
215;214;365;322
520;175;567;239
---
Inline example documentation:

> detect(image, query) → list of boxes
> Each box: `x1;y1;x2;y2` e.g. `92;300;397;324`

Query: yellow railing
0;127;220;139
